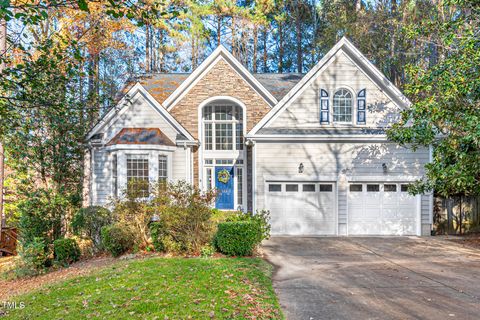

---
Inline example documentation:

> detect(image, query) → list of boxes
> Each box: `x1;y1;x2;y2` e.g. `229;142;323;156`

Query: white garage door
348;183;418;236
266;182;336;235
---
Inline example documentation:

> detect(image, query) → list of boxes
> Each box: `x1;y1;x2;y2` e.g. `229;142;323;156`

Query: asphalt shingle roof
122;72;304;104
107;128;175;146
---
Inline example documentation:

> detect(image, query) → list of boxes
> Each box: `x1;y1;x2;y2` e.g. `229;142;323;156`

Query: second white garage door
348;183;419;236
266;182;336;235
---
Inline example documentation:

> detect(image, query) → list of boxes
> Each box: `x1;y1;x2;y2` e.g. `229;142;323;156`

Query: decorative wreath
217;169;231;184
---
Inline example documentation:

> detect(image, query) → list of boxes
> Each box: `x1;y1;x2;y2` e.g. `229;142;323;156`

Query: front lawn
4;256;283;319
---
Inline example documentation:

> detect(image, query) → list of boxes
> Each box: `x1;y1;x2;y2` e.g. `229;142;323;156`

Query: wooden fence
434;196;480;234
0;227;17;256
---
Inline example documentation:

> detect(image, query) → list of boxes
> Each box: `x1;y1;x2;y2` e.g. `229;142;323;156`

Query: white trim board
164;45;277;111
86;83;196;142
246;134;389;142
249;37;411;136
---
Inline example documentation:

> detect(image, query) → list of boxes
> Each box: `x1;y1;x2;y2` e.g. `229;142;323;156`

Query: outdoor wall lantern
382;163;388;173
298;163;304;173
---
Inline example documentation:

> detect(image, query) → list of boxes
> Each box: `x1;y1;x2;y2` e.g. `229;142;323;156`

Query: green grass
5;257;283;319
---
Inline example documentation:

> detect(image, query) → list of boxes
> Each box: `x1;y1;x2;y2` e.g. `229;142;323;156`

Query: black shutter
357;89;366;124
320;89;329;124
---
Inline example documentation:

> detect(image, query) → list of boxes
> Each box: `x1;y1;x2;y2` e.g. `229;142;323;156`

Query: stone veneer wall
169;58;271;190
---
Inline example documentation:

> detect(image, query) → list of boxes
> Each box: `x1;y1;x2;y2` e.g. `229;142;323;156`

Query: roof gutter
245;134;389;142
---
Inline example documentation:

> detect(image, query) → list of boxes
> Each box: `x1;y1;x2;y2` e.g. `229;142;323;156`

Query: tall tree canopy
388;0;480;197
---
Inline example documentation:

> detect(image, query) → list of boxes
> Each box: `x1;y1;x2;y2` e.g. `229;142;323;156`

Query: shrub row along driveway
263;237;480;320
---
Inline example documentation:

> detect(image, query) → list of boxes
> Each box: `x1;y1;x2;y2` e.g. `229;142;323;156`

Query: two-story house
84;37;432;236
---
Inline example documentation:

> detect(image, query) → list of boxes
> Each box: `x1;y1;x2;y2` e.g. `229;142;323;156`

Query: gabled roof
107;128;175;146
253;73;304;101
86;83;195;142
248;37;411;136
121;72;304;104
163;45;279;110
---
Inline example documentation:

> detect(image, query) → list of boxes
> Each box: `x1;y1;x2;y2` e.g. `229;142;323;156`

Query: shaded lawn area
5;257;283;319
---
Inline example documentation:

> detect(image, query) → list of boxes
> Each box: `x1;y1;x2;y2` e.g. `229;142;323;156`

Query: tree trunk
296;9;303;73
0;19;6;232
231;15;236;57
146;23;150;72
263;27;268;72
278;23;284;73
87;53;100;128
191;36;197;69
217;17;221;46
253;25;258;73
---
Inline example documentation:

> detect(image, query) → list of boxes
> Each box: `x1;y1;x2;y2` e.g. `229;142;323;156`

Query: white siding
92;148;112;206
268;51;402;129
172;148;187;181
254;142;431;235
103;92;178;144
90;91;191;206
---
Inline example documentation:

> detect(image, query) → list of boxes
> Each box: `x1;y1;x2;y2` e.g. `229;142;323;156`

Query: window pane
286;184;298;192
158;155;168;182
319;184;333;192
206;168;213;190
126;155;149;197
216;159;234;165
303;184;316;192
235;106;243;121
350;184;362;192
236;123;243;150
269;184;281;192
236;167;243;207
203;105;243;151
204;123;212;150
112;154;117;196
401;184;409;192
203;105;213;120
367;184;380;192
215;123;233;150
333;89;353;122
384;184;397;192
215;105;233;120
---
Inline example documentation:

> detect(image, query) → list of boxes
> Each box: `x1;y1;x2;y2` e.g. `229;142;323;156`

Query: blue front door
215;166;234;209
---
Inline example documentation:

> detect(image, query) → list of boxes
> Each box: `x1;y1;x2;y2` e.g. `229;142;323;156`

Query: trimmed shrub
101;224;135;257
15;237;50;277
53;238;81;265
214;221;263;256
225;210;271;242
71;206;113;250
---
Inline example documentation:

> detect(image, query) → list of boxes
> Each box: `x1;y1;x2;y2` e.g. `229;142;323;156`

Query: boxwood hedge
214;221;263;256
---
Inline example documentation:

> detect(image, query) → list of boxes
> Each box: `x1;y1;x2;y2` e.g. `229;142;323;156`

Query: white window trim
114;149;173;198
332;87;355;125
197;96;248;211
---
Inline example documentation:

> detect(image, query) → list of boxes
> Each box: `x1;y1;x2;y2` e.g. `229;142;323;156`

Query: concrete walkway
263;237;480;320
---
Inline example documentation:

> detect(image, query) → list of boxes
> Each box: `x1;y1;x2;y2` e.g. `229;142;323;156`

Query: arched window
333;89;353;123
203;104;243;151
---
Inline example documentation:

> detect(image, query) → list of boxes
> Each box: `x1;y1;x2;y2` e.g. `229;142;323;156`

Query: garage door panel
266;182;336;236
348;183;418;236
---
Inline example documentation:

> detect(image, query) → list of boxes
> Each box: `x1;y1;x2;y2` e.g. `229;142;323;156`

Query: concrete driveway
263;237;480;320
